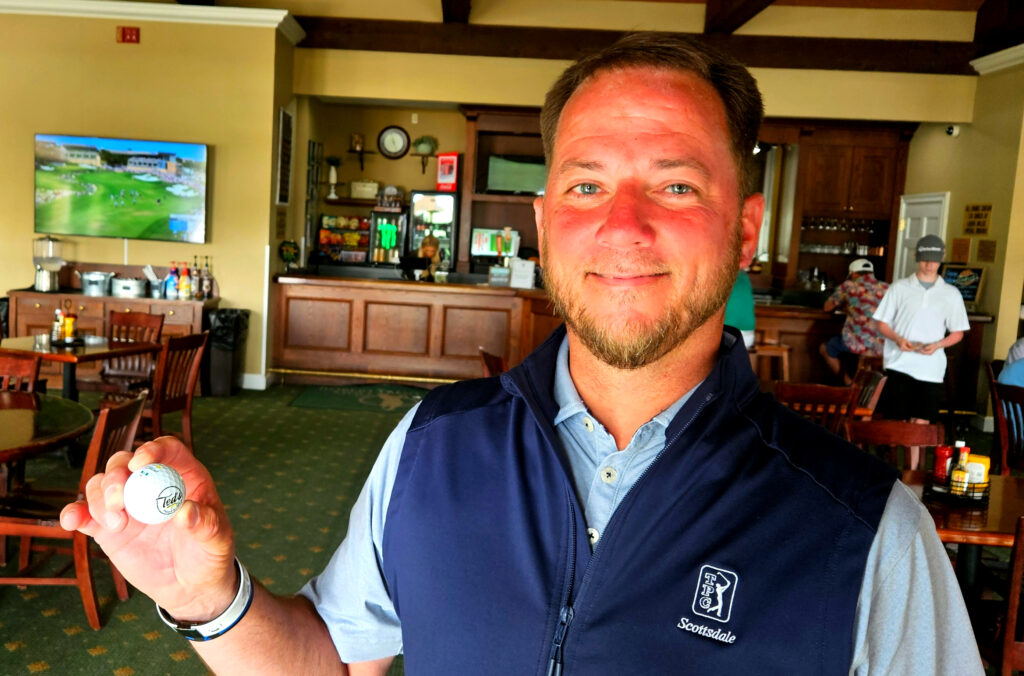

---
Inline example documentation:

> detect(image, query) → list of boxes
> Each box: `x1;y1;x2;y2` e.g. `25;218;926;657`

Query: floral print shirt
827;273;888;355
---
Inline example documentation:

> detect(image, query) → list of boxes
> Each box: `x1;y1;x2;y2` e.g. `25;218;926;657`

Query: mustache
580;251;671;277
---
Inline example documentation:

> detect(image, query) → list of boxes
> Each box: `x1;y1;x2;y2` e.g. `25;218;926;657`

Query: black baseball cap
915;235;945;262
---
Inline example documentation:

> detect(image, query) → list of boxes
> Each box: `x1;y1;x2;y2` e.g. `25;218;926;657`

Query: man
724;268;756;348
873;235;970;426
819;258;888;383
998;337;1024;387
60;34;981;674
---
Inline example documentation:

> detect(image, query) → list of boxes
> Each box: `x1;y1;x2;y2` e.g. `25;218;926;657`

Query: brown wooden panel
364;302;430;355
286;297;352;351
848;147;897;218
802;145;852;216
442;306;510;358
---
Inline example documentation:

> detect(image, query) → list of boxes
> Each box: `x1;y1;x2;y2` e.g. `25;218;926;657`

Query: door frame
896;191;950;279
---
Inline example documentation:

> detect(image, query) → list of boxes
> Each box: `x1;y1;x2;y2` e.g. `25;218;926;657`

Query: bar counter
272;274;990;411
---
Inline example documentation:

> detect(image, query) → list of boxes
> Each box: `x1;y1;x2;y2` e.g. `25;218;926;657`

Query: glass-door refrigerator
407;191;458;266
367;207;407;265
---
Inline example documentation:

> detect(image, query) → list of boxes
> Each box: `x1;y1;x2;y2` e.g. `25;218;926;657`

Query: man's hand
918;342;940;355
896;337;916;352
60;436;237;623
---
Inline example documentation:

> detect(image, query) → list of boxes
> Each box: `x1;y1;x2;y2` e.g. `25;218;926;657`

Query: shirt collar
551;334;693;430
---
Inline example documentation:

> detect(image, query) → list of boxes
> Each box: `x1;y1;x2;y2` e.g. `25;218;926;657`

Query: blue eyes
570;183;693;196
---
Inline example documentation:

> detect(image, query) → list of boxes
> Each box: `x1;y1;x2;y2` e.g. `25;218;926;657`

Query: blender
33;235;64;292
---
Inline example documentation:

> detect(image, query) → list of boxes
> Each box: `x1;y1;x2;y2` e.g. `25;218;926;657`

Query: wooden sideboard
8;288;217;376
273;275;528;382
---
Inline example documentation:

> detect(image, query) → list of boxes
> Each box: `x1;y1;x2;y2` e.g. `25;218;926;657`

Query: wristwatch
157;558;254;641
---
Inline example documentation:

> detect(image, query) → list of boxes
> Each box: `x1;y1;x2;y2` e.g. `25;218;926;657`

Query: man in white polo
873;235;969;464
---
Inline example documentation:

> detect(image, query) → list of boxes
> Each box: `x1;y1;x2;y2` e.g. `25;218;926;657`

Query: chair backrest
845;419;945;469
856;354;884;373
78;391;147;495
1002;516;1024;674
851;368;887;413
103;311;165;378
774;382;861;435
993;381;1024;477
0;351;41;392
479;346;507;378
152;332;208;416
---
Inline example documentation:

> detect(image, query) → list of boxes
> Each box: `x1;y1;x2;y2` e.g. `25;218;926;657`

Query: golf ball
123;463;186;525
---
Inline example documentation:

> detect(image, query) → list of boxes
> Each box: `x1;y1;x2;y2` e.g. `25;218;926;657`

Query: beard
542;227;741;370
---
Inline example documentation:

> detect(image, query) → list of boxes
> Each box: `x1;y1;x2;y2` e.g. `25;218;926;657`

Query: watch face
377;126;410;159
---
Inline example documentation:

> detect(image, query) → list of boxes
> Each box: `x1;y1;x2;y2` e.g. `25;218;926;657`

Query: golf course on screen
34;135;207;243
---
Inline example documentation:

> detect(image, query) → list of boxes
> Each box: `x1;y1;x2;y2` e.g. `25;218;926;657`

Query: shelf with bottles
800;216;887;238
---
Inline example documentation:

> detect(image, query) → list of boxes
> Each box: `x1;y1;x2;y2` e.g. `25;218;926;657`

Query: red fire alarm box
436;152;458;192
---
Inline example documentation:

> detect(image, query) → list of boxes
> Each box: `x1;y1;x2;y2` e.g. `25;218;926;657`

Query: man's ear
534;196;546;259
738;193;764;269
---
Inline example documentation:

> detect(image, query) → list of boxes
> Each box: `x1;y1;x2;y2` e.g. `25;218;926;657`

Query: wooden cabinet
458;107;543;274
8;290;216;376
802;145;897;219
274;275;523;381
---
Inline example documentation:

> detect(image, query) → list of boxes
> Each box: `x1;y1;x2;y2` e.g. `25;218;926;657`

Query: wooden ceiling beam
441;0;471;24
704;0;776;34
295;17;978;75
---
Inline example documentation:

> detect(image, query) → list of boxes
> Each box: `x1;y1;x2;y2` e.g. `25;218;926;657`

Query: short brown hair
540;32;764;196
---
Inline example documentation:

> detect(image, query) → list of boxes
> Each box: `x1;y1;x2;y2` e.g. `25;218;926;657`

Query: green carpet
1;386;406;675
290;384;427;413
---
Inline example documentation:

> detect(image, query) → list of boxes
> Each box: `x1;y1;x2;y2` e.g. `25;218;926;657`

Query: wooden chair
479;346;507;377
0;392;146;630
845;419;945;469
851;368;888;418
988;360;1024;476
996;516;1024;674
80;310;164;395
774;382;861;435
0;351;41;392
750;341;791;382
106;332;208;449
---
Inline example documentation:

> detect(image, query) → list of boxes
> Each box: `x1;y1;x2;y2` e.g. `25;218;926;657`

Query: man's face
917;260;941;280
534;67;762;369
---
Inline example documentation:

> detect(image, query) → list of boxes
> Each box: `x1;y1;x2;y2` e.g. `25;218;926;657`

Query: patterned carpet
1;385;410;675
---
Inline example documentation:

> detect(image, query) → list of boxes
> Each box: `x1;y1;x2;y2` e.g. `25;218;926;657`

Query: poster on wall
940;264;984;304
276;108;293;206
976;239;997;263
962;203;991;235
950;237;970;263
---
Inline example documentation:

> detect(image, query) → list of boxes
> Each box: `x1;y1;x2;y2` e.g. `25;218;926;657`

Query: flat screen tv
484;155;546;195
34;134;209;243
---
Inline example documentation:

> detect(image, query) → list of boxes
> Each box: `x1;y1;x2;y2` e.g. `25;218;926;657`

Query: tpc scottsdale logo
676;564;739;645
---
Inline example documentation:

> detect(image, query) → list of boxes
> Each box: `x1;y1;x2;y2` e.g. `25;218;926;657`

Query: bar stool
750;342;791;382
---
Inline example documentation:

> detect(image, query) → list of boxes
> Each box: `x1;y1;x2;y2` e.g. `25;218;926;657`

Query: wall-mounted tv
34;134;209;243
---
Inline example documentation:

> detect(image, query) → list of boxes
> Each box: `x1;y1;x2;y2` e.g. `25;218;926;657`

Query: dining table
903;470;1024;605
0;334;161;402
0;391;94;495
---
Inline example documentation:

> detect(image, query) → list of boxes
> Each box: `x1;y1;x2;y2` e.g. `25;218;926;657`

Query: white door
895;192;949;280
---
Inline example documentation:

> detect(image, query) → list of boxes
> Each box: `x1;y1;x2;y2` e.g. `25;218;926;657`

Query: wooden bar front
273;275;525;381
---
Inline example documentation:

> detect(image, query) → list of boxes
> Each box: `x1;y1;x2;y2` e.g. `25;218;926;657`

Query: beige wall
904;63;1024;409
294;49;977;123
0;13;280;380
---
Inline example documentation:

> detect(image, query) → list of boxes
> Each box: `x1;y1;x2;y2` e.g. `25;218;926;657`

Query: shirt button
587;528;600;545
583;417;595;433
600;466;618;484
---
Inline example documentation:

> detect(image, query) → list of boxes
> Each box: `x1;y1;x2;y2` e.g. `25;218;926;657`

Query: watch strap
157;558;253;641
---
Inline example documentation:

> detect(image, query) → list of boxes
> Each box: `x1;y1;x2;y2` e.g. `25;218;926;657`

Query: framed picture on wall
276;107;293;206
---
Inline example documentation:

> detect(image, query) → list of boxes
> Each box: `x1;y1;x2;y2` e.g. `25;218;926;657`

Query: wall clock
377;125;410;159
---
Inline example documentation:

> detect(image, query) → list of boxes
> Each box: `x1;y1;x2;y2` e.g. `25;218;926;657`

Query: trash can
207;308;250;396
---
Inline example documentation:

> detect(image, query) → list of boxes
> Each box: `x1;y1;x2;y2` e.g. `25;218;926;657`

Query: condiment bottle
950;444;971;496
51;308;64;342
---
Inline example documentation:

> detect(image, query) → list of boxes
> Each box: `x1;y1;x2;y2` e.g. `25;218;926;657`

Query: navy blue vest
382;327;897;675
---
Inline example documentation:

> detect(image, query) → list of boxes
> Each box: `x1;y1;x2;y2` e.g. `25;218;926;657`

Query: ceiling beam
441;0;471;24
704;0;776;34
974;0;1024;58
295;17;978;75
